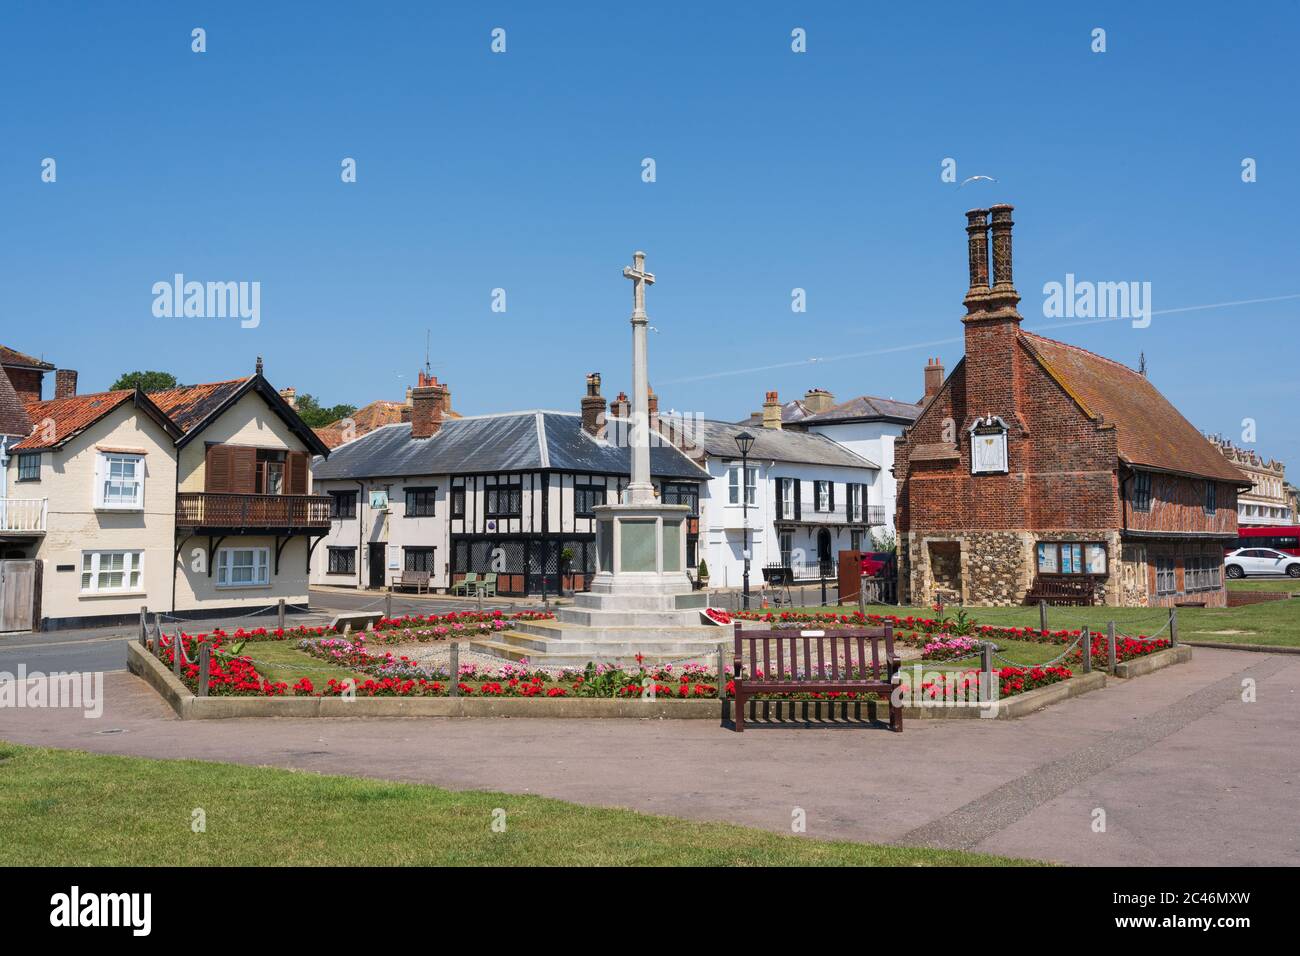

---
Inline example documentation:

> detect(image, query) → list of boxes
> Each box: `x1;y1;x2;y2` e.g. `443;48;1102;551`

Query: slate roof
0;365;34;438
311;411;709;481
1020;333;1250;486
689;419;878;469
799;394;924;425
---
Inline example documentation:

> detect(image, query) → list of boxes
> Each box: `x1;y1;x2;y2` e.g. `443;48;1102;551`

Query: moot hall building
895;205;1251;608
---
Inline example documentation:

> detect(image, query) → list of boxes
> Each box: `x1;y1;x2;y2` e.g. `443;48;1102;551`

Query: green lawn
1228;577;1300;593
783;598;1300;648
236;640;370;687
0;742;1034;867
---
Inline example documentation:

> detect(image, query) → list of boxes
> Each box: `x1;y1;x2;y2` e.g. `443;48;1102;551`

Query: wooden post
385;590;393;620
153;612;162;647
979;641;995;702
277;597;286;631
1082;626;1092;673
858;576;867;615
172;631;184;677
1039;599;1048;635
1169;605;1178;646
138;606;148;646
449;642;460;697
716;644;727;700
1107;621;1117;675
198;643;211;697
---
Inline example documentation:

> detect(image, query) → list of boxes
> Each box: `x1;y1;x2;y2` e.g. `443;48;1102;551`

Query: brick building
895;205;1251;608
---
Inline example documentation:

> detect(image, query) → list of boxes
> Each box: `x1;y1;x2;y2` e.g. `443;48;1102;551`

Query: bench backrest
402;570;430;584
481;572;497;583
733;622;895;682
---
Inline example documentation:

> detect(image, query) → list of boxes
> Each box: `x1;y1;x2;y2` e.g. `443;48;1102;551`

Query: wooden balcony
0;498;46;535
176;492;331;533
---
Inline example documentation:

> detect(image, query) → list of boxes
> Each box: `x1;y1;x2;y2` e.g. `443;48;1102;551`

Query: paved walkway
1;647;1296;866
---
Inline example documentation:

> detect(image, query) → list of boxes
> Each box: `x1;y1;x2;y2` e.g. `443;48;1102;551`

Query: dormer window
969;416;1009;474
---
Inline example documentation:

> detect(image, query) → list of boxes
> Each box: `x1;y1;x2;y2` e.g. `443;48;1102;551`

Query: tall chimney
55;369;78;399
762;390;783;429
581;372;605;436
647;386;660;433
964;207;991;313
410;383;446;439
923;358;944;400
278;386;297;409
989;203;1017;296
610;391;630;420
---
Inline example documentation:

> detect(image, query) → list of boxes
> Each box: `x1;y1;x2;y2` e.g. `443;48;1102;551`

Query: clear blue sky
3;1;1298;465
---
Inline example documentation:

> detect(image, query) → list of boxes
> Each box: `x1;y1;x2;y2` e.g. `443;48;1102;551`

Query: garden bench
328;611;385;633
451;572;479;596
478;572;498;597
390;570;430;594
731;621;901;733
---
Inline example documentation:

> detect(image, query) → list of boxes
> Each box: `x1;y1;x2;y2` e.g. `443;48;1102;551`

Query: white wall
804;420;905;534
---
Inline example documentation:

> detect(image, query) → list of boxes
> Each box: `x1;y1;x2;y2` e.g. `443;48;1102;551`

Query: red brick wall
3;367;43;404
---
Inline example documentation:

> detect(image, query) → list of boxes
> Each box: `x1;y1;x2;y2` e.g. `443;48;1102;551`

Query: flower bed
360;610;555;644
922;636;981;661
899;665;1073;701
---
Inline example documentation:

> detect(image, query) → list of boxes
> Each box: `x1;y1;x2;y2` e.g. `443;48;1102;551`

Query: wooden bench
390;570;431;594
328;611;385;634
731;622;901;732
1024;573;1099;607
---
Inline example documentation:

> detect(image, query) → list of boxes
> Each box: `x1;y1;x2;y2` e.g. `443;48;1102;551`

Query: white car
1224;547;1300;578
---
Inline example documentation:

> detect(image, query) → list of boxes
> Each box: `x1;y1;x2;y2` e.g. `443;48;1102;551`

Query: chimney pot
278;386;297;409
55;369;78;399
803;387;834;414
923;357;944;401
581;372;605;436
989;203;1016;291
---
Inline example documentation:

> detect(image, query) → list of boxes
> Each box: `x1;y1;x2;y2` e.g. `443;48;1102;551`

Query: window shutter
829;482;835;513
286;452;309;495
231;446;257;493
794;479;802;520
777;478;786;519
205;445;233;493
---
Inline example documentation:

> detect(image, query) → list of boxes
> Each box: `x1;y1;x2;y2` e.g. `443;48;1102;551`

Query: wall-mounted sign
388;545;401;570
969;416;1009;475
369;490;389;511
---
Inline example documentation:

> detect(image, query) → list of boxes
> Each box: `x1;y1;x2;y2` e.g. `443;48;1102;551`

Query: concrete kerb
1182;640;1300;655
129;641;1119;722
1113;644;1193;678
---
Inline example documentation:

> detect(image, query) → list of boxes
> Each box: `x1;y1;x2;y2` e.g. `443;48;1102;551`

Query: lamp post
735;431;756;610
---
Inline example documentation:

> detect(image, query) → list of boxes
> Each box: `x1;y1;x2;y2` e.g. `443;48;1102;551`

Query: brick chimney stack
54;369;78;399
278;386;297;409
762;390;783;429
960;204;1023;437
410;382;446;439
647;386;660;433
610;391;630;420
581;372;605;436
923;358;944;401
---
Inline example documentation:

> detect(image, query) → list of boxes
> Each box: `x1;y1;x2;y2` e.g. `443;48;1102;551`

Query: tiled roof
149;378;252;433
12;390;134;450
1020;332;1250;485
0;345;55;371
737;399;814;426
0;367;32;437
315;399;465;449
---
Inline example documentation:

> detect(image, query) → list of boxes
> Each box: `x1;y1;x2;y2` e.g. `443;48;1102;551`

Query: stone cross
622;251;656;503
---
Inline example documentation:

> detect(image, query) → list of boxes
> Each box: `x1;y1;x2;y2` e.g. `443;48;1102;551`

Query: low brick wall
1227;590;1293;607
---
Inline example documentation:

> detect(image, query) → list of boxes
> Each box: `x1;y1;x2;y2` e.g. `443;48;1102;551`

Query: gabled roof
688;419;878;469
1019;332;1250;486
12;389;183;451
0;345;55;371
0;366;32;438
150;376;331;456
799;394;924;426
311;411;709;481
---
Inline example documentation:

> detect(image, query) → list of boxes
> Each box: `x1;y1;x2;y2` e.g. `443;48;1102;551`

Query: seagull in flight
959;175;998;188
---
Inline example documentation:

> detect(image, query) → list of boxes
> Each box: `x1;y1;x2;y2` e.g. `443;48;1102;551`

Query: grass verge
0;742;1035;866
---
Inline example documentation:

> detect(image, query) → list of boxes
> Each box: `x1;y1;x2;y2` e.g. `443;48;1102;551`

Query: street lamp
734;431;756;610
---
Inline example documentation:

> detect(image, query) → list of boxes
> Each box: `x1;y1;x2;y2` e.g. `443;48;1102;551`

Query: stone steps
468;629;729;667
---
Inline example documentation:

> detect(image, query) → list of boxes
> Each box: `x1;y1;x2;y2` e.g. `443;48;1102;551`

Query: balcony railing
0;498;47;534
176;492;331;531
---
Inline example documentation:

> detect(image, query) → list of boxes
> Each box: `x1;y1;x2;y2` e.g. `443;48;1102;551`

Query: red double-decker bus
1229;525;1300;556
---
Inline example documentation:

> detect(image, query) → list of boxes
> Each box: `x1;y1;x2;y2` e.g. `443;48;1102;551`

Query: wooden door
0;560;36;632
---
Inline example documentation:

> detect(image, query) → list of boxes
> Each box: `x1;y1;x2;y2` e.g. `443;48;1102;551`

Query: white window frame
780;478;794;518
80;550;144;594
216;546;271;589
94;452;144;510
816;480;830;512
728;465;757;506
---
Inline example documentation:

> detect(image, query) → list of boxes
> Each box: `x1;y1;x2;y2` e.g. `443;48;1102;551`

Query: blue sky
3;1;1299;465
